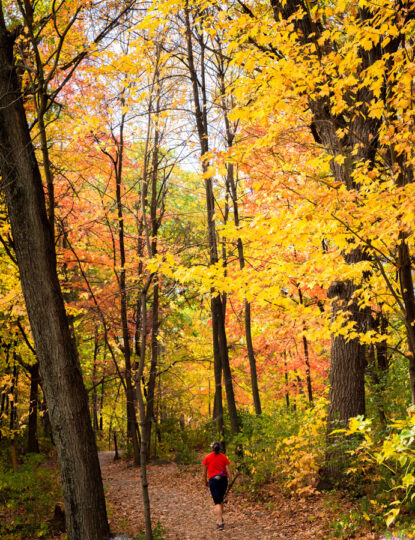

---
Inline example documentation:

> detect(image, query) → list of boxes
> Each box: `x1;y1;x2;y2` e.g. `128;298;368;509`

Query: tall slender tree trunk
212;304;224;433
368;312;388;427
0;17;109;539
114;112;140;466
184;3;239;434
27;362;40;453
283;352;290;410
143;106;162;460
92;335;99;433
100;378;104;431
227;162;261;414
144;281;159;459
297;287;313;404
215;49;262;415
10;361;18;472
398;240;415;403
138;282;153;540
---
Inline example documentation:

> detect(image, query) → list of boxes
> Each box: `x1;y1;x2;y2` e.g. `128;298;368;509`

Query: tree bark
397;240;415;403
368;313;388;426
269;0;381;415
215;47;262;415
184;3;239;434
27;362;40;453
92;335;99;433
137;282;154;540
327;278;367;426
144;281;159;459
143;104;162;460
297;287;313;404
111;110;141;466
268;0;395;484
0;17;109;539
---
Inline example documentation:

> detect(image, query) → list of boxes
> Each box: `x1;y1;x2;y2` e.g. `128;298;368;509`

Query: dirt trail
99;451;362;539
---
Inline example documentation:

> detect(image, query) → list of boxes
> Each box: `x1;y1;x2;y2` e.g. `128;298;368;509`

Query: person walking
202;441;231;531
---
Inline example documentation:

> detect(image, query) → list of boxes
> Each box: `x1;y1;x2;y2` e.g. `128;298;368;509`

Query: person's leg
210;478;227;528
215;503;223;524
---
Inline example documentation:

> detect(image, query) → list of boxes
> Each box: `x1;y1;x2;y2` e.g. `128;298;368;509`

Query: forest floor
99;451;382;540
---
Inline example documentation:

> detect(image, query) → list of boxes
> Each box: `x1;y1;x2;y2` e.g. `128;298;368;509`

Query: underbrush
333;410;415;537
229;399;327;496
137;401;415;536
134;522;166;539
0;449;61;539
155;416;215;464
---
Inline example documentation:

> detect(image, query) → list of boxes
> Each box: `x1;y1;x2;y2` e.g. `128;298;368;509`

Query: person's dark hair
211;441;222;454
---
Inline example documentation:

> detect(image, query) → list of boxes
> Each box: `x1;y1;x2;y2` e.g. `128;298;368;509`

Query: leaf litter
99;451;381;539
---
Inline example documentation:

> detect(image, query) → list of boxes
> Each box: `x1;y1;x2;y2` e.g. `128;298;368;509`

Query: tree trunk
100;379;104;431
368;312;388;427
27;362;40;453
326;250;371;429
10;361;18;471
216;49;262;415
269;0;388;481
137;286;153;540
143;105;163;460
0;19;109;539
215;294;239;433
228;162;261;415
212;302;224;433
144;282;159;460
298;287;313;404
398;240;415;403
184;3;238;434
92;336;99;433
113;114;141;466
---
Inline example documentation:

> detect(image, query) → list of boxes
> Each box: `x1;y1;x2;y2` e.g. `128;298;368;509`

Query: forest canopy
1;0;415;538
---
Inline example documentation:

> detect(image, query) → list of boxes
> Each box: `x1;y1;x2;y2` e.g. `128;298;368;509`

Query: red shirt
203;452;230;479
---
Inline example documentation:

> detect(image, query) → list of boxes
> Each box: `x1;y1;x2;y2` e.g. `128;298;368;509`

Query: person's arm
225;464;231;483
203;464;209;486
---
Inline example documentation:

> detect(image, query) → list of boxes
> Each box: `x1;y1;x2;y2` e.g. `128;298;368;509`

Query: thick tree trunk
325;257;371;414
269;0;383;473
324;255;369;483
0;20;109;539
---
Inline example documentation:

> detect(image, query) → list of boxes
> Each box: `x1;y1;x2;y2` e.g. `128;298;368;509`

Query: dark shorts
209;475;228;504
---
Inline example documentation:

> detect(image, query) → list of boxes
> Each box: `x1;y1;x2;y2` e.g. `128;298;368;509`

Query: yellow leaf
385;508;399;528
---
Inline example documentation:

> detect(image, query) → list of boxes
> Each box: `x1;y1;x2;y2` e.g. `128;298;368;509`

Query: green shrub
0;452;61;539
337;409;415;533
134;521;166;540
229;399;327;494
156;416;213;463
